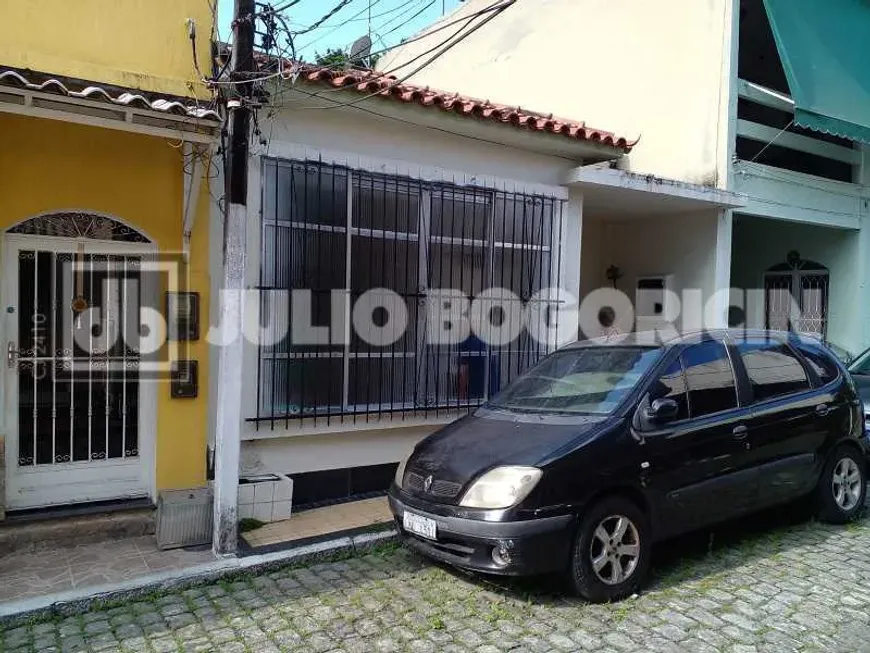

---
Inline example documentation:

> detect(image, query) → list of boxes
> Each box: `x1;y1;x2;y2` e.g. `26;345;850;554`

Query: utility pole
213;0;255;556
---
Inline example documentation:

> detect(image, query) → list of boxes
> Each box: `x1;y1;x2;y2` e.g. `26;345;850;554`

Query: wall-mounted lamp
606;264;623;289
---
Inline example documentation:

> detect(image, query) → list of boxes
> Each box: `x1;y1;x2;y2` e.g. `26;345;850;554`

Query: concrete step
0;500;155;555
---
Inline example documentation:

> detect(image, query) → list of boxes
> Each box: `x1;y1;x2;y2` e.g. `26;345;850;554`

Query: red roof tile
290;64;634;152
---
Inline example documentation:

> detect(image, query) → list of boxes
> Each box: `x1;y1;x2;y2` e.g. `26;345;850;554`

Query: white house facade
217;63;739;510
383;0;870;360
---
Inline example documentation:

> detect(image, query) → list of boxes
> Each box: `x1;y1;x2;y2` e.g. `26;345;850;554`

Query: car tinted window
648;358;689;421
680;341;738;417
794;341;839;384
736;337;810;401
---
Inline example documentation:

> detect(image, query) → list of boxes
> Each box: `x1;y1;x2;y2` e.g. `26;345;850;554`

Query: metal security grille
764;257;829;339
16;250;140;466
9;213;150;242
254;158;566;428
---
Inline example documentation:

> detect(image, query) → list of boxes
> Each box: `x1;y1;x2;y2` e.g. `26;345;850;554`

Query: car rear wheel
569;496;651;602
816;446;866;524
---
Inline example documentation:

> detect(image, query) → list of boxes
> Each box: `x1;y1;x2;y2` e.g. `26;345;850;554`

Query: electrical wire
251;0;507;115
298;0;511;79
378;0;436;39
368;0;430;34
288;0;511;111
294;0;393;54
299;0;390;52
282;0;511;98
213;0;510;88
350;0;413;22
268;0;303;14
295;0;358;36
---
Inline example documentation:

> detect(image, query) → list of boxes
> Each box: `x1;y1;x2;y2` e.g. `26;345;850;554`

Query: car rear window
489;346;662;414
794;340;840;384
736;336;810;402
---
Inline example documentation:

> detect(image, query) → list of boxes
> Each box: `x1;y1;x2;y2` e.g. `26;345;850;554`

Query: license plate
403;510;437;540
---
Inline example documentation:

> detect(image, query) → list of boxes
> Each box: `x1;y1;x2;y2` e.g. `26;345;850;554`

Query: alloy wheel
589;514;640;586
832;457;863;512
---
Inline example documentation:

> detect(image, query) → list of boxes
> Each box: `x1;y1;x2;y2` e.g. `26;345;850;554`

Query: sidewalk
0;535;215;604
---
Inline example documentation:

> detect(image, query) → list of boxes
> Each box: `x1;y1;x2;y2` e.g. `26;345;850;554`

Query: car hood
403;408;608;502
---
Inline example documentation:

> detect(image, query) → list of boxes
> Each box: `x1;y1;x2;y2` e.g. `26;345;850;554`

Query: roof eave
282;82;626;163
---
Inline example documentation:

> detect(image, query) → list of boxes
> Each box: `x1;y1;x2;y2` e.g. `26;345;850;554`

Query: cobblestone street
4;504;870;653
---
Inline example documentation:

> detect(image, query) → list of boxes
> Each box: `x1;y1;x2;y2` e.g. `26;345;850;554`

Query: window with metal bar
254;158;566;428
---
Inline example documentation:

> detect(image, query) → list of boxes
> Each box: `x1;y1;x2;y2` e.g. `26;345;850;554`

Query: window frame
644;352;691;424
252;157;566;427
789;336;843;389
726;332;817;406
677;337;742;421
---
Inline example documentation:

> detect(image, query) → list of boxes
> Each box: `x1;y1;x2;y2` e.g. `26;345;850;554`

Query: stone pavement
4;504;870;653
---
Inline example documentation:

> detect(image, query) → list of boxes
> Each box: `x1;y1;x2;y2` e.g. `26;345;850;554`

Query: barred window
254;159;566;428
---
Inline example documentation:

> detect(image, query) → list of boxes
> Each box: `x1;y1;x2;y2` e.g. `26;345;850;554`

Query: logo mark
423;475;433;492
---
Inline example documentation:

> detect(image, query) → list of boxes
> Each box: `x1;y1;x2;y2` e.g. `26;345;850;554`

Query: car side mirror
644;398;679;425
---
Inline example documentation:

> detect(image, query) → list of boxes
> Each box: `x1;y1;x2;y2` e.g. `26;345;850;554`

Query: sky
216;0;462;60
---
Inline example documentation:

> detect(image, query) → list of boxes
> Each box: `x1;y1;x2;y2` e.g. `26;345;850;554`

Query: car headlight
459;466;543;509
394;452;412;487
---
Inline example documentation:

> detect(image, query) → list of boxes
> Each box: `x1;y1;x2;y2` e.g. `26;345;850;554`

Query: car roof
562;328;820;351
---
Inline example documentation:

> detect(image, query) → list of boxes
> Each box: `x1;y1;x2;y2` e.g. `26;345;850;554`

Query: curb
0;528;397;629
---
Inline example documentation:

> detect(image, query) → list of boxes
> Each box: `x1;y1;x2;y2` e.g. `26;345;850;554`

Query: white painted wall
730;216;863;354
227;102;585;473
381;0;735;186
239;426;435;476
734;161;869;230
581;212;721;331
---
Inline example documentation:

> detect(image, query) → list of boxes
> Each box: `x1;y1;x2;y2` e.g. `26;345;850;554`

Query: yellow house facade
0;1;219;515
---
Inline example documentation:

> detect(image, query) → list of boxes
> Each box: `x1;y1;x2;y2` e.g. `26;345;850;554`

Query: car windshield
489;346;663;414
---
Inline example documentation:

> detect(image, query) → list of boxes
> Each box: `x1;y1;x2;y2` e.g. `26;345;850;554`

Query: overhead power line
268;0;303;14
378;0;436;39
295;0;358;36
295;0;391;54
291;0;513;111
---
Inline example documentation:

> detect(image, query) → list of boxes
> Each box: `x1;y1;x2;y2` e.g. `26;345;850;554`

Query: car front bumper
388;489;575;576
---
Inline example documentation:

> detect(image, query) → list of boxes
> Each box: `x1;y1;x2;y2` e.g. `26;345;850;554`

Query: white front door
3;236;153;510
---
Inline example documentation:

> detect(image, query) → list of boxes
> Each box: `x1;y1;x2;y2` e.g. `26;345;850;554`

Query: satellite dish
349;35;372;63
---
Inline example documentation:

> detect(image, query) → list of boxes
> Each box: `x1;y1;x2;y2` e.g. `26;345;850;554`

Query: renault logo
423;475;433;492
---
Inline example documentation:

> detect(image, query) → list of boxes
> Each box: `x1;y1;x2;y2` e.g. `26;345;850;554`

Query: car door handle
732;425;749;440
815;404;831;417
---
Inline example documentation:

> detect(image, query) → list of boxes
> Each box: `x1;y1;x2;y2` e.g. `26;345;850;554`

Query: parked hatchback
389;329;868;602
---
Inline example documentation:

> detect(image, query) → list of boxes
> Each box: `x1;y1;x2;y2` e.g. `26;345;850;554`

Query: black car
847;347;870;434
389;329;868;602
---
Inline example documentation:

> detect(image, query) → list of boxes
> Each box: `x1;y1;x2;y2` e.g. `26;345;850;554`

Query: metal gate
764;253;829;339
3;214;153;509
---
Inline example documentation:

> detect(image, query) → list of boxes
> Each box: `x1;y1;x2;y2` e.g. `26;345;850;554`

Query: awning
763;0;870;143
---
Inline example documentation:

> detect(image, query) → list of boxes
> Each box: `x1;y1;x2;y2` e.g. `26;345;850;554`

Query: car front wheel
817;446;866;524
569;496;651;602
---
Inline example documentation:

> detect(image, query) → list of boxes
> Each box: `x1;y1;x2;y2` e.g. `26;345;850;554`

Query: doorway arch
7;211;152;243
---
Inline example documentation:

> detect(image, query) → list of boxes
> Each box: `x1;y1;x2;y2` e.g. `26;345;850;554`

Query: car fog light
491;542;513;567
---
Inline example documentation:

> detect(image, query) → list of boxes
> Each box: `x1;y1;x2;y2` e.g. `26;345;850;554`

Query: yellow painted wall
0;0;213;99
0;113;211;491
